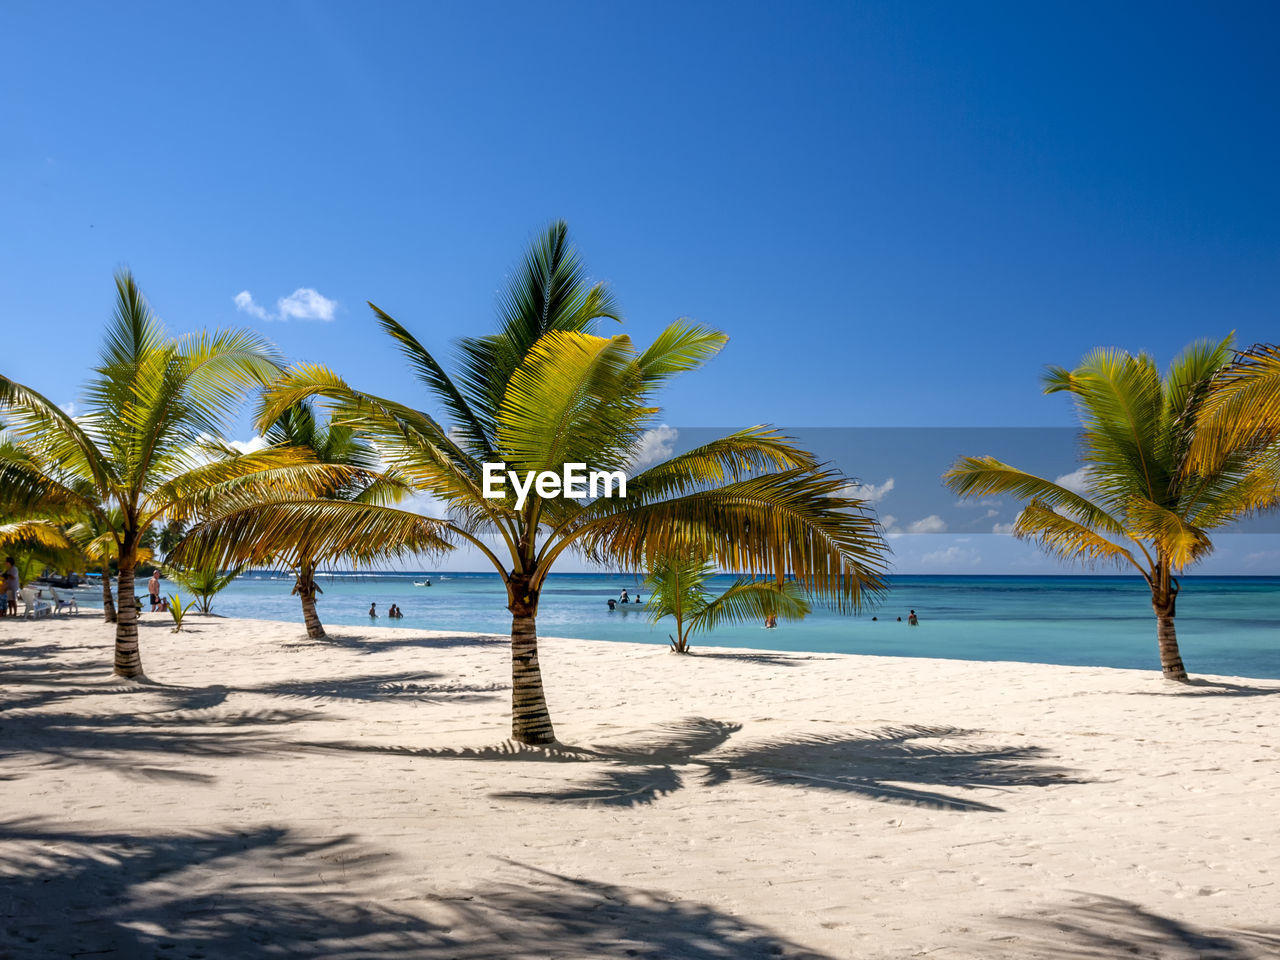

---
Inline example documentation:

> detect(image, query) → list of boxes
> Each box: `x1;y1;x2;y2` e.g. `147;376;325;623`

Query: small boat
413;579;433;587
36;574;84;589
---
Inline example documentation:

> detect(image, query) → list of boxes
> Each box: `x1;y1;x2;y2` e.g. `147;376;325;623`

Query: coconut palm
258;401;404;639
175;222;889;743
944;338;1280;682
66;507;155;622
166;558;245;615
0;270;339;678
644;554;812;653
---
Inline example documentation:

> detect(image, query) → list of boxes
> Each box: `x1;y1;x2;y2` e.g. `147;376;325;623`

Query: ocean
78;572;1280;681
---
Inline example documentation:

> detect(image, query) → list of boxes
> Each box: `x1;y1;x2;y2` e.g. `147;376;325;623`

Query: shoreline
3;614;1279;957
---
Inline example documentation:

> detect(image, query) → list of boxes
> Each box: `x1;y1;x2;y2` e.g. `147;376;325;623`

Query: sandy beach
2;613;1277;959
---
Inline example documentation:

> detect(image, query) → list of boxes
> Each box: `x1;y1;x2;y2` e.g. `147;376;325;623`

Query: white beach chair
50;588;78;615
20;587;52;619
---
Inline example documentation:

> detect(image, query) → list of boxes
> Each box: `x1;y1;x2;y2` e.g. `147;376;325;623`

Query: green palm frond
1190;343;1280;470
1013;502;1143;574
173;500;459;570
569;467;888;611
943;457;1127;536
694;577;812;632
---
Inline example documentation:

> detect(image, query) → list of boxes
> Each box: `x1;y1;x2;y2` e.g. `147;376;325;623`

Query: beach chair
20;587;52;619
50;588;78;615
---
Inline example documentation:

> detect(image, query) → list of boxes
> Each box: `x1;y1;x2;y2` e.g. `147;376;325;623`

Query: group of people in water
871;609;919;625
369;602;404;619
606;588;642;610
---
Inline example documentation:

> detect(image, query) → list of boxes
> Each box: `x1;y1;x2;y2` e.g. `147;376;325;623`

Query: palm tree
644;554;811;653
944;338;1280;682
166;558;245;614
0;270;329;678
176;222;888;743
67;507;155;622
259;401;403;639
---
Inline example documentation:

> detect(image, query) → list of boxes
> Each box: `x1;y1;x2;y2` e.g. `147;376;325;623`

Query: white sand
1;613;1277;959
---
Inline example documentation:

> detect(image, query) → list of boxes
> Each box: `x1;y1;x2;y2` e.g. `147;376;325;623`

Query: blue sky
4;2;1279;572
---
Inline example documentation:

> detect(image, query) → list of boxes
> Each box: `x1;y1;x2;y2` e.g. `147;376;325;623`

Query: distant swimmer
369;602;378;618
764;615;778;629
908;609;918;626
619;589;630;604
871;616;878;621
607;598;617;611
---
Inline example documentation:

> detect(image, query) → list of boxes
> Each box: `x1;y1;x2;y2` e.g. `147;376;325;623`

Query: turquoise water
84;572;1280;680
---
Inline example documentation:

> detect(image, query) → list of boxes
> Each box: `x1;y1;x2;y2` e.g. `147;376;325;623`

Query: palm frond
944;456;1127;536
1013;501;1143;574
173;500;459;570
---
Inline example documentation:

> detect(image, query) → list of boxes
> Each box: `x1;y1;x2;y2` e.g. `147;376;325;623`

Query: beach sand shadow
243;670;507;705
0;822;836;959
314;718;1086;812
1128;678;1280;698
293;631;510;655
964;893;1280;959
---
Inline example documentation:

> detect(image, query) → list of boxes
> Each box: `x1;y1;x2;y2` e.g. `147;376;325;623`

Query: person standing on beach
148;570;162;611
2;557;17;616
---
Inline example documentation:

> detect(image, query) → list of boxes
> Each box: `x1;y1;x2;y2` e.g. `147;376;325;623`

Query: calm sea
78;572;1280;680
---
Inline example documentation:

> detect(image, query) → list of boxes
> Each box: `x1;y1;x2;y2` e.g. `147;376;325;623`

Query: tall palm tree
176;222;889;743
0;270;332;678
644;555;812;653
944;338;1280;682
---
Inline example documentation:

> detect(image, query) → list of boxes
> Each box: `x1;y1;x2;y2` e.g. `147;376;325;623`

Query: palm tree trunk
510;612;556;744
113;550;143;678
101;570;116;623
1152;590;1188;682
296;565;325;640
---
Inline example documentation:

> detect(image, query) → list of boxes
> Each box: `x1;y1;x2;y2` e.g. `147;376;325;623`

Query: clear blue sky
4;1;1279;571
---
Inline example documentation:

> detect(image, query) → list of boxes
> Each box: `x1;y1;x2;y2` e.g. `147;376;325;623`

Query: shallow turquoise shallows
78;572;1280;680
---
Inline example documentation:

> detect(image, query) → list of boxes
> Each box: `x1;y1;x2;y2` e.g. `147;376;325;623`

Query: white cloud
227;436;269;455
906;514;948;534
60;401;76;416
984;508;999;518
628;425;678;471
920;545;980;567
992;521;1017;535
234;287;338;322
847;477;895;504
1055;467;1094;497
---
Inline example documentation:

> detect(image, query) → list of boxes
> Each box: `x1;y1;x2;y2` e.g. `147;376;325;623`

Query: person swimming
908;609;918;626
369;602;378;618
607;598;617;610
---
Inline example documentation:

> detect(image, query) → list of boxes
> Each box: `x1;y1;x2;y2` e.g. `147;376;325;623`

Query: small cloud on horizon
235;287;338;322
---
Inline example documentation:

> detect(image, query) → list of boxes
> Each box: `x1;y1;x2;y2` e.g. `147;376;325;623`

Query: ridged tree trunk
1152;589;1187;682
101;570;116;623
508;574;555;745
113;543;143;678
295;562;325;640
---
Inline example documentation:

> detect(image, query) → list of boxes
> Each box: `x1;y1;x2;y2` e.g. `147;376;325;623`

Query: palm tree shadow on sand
964;893;1280;959
0;822;837;959
314;718;1087;812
